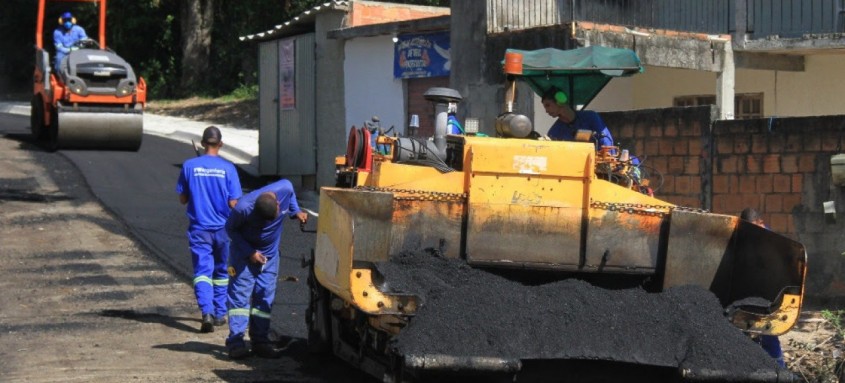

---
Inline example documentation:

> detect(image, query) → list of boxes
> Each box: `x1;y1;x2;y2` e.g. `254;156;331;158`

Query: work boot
228;344;250;360
252;342;280;359
200;314;214;333
213;316;227;326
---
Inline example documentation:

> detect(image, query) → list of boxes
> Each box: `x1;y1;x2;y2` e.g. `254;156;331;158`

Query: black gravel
376;250;780;377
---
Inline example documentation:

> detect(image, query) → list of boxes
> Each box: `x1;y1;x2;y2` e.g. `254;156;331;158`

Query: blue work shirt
53;25;88;69
176;154;242;231
226;180;301;260
548;110;614;151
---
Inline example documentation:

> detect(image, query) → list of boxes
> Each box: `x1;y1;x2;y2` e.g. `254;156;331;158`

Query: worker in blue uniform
176;126;242;333
53;11;88;73
225;179;307;359
540;88;614;151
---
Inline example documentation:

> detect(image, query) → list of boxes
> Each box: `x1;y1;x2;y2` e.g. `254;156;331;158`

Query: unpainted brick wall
603;107;845;304
348;2;449;27
602;106;714;210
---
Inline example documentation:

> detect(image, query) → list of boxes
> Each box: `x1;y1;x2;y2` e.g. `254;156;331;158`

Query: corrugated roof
239;1;349;42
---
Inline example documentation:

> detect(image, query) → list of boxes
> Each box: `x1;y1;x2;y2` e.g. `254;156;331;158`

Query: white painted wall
772;55;845;117
344;36;406;136
586;54;845;119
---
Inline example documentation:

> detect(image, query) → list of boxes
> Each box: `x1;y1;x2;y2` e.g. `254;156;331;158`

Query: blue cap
61;12;73;21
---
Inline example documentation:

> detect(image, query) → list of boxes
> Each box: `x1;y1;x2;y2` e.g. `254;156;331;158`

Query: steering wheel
71;38;100;50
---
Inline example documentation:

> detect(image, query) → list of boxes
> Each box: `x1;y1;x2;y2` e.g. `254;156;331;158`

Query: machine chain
590;201;709;217
353;186;467;203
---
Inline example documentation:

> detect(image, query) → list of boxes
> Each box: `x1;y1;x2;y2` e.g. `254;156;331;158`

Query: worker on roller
541;87;614;151
176;126;242;333
225;180;307;359
53;11;88;73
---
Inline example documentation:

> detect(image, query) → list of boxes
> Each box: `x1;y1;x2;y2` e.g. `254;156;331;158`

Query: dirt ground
782;311;845;382
146;98;260;131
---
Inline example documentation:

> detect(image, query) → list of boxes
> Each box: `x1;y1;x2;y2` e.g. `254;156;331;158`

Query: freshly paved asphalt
0;109;317;340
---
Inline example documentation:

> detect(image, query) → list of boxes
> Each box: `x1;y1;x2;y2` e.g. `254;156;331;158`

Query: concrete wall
344;36;406;135
603;107;845;305
315;11;348;189
770;55;845;117
450;2;499;134
589;54;845;118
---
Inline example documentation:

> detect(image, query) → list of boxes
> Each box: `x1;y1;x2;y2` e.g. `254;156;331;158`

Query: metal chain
590;200;709;217
353;186;467;202
352;186;705;212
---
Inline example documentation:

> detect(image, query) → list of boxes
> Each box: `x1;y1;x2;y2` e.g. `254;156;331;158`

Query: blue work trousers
761;335;786;368
188;228;230;319
226;251;279;349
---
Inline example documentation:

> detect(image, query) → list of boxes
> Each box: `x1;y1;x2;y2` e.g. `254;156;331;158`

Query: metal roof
239;1;349;42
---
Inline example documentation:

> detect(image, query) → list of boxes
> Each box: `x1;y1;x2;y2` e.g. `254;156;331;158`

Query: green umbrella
505;46;643;108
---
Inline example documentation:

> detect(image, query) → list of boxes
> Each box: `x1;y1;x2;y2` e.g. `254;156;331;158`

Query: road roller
32;0;145;151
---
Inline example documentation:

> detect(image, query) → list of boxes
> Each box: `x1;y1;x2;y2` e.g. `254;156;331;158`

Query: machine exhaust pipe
393;87;463;164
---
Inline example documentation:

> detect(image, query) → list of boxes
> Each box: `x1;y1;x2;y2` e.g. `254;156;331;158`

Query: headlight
66;76;89;96
116;79;136;96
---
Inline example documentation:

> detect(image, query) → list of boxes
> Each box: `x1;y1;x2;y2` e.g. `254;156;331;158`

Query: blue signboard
394;32;450;79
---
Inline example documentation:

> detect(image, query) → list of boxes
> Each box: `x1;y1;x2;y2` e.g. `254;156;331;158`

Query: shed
241;1;449;190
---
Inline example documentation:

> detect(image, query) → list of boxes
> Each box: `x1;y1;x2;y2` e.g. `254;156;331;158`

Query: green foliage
107;0;181;99
1;0;451;99
822;309;845;338
0;0;39;93
228;81;259;101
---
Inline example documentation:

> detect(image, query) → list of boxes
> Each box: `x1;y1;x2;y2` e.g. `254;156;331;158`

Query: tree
179;0;213;94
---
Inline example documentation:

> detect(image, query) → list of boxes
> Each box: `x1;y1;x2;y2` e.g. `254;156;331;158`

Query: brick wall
602;106;714;209
603;107;845;305
711;118;835;235
714;116;845;305
348;2;450;27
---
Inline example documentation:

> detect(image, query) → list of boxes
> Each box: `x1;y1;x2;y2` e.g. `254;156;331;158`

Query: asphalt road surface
0;111;372;382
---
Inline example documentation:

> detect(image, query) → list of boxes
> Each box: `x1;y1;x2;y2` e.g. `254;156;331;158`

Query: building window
673;95;715;107
673;93;763;119
734;93;763;120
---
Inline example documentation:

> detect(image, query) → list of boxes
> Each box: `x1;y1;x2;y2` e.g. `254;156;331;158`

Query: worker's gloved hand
57;45;70;54
70;46;79;51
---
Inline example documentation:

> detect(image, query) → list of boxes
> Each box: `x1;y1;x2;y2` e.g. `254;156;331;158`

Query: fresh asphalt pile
376;250;781;377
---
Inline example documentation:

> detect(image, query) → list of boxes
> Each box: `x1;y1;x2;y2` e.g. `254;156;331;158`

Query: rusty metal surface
466;203;583;269
663;210;806;314
584;210;665;273
389;199;464;259
663;210;737;295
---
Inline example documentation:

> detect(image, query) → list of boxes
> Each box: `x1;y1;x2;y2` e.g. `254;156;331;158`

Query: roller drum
55;106;143;151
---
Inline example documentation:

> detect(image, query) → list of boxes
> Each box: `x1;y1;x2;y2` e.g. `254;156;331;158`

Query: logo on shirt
193;167;226;178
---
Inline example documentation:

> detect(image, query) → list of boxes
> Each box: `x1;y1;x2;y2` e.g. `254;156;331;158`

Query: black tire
30;96;46;141
46;106;59;152
306;253;332;354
